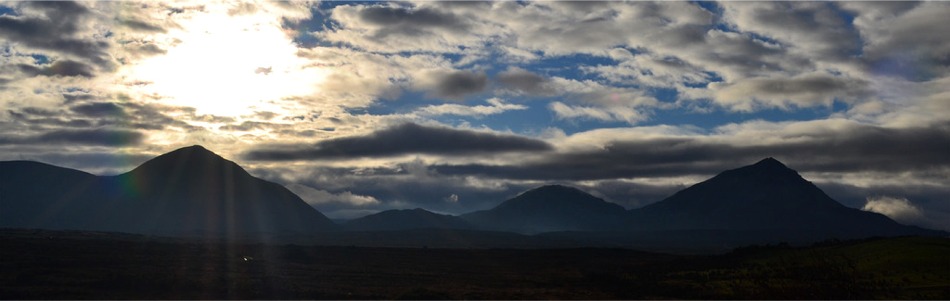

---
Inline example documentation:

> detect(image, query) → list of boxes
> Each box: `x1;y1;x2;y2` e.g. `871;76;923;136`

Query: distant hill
0;145;337;237
344;208;473;231
3;152;945;248
462;185;626;234
626;158;943;239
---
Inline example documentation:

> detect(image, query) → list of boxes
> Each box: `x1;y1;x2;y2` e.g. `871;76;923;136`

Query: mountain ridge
3;150;945;247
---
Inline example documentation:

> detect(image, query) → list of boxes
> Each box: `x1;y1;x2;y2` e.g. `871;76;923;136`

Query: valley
1;229;947;299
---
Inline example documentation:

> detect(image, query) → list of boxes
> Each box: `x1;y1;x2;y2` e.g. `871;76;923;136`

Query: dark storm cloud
0;1;112;68
430;70;487;100
17;60;96;78
495;67;555;96
243;122;553;161
0;129;144;147
358;5;469;35
432;122;950;181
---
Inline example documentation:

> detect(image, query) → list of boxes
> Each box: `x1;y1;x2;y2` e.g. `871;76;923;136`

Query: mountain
0;145;336;237
0;161;100;230
462;185;626;234
627;158;941;239
343;208;473;231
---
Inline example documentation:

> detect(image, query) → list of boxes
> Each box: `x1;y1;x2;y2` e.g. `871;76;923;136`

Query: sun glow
120;6;326;117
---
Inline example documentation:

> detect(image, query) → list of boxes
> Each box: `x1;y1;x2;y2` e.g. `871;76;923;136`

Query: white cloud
862;196;925;225
285;183;380;207
414;98;526;118
444;194;459;203
549;101;647;125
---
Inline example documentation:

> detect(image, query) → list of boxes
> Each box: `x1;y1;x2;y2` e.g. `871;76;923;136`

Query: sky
1;1;948;230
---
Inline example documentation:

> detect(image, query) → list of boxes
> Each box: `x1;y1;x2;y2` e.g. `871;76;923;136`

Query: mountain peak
633;157;858;231
181;144;210;152
719;157;801;182
130;145;235;174
526;184;584;194
751;157;789;169
161;145;223;161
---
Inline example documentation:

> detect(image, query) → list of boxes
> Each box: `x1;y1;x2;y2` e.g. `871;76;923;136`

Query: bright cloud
862;196;925;224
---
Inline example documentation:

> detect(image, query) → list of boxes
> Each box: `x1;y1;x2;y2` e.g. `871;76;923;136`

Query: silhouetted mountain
0;145;336;237
627;158;942;239
0;161;100;230
462;185;626;234
344;208;473;231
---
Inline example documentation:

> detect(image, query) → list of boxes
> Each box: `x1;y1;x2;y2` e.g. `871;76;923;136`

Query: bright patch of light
120;6;326;117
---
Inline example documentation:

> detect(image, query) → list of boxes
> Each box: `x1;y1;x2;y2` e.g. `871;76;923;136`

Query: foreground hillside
1;229;947;299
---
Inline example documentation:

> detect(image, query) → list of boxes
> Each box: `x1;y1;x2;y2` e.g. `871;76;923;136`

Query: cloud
320;3;487;53
416;69;488;100
549;101;648;124
584;52;712;89
117;18;166;33
357;5;469;34
710;72;871;111
495;67;556;96
0;129;144;147
250;159;532;215
285;183;383;219
720;2;862;61
0;1;113;68
70;102;126;118
243;122;553;161
17;60;96;78
444;194;459;203
842;2;950;81
286;183;380;206
414;98;526;118
862;196;925;225
432;120;950;180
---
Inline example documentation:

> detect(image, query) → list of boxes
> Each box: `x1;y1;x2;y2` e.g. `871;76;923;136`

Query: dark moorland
1;229;948;300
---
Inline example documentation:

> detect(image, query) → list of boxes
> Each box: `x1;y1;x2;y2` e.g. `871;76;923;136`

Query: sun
120;6;326;117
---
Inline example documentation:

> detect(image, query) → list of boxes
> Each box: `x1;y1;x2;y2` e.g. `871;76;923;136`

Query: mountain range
1;145;944;248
